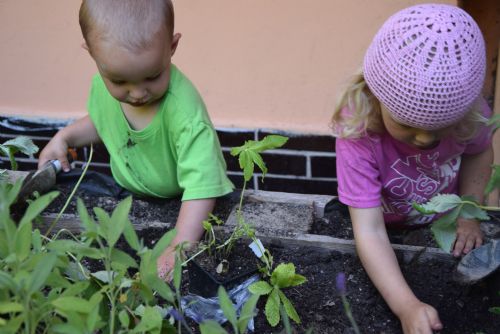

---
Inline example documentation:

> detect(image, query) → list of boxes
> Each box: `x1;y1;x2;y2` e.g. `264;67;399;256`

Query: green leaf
289;274;307;287
91;271;117;284
110;248;138;269
264;289;280;327
93;207;111;239
0;302;23;314
130;306;163;333
278;290;301;324
237;294;259;333
248;150;267;179
485;165;500;195
119;309;130;328
107;196;132;248
413;194;462;214
431;206;461;253
271;263;296;288
460;203;489;221
77;198;97;234
123;218;141;251
151;229;176;260
489;306;500;315
199;320;228;334
13;219;32;262
32;229;42;252
248;280;273;295
47;240;104;259
52;297;93;314
20;191;59;225
28;252;57;294
0;271;17;291
2;136;38;156
218;286;237;329
239;151;254;182
251;135;288;152
173;251;182;292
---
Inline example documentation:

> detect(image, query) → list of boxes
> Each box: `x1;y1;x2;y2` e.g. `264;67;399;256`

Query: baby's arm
349;206;442;334
455;145;493;256
157;198;215;278
38;115;100;171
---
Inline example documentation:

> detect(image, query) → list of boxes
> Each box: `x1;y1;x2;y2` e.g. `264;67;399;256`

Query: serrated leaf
250;135;288;153
414;194;462;214
278;290;301;324
431;206;461;253
249;280;273;295
271;263;296;288
248;150;267;178
240;151;254;182
289;274;307;287
460;203;489;221
265;289;280;327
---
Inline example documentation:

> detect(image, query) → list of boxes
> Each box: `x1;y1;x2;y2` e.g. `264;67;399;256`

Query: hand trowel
6;160;64;200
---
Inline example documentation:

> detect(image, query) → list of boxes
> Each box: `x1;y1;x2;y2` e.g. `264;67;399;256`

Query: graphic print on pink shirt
382;152;461;224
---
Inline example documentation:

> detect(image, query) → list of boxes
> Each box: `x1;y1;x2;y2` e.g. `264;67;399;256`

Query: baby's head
363;4;486;132
79;0;180;107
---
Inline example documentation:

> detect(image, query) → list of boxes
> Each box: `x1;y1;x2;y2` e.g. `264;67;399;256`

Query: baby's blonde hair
80;0;174;53
331;69;487;141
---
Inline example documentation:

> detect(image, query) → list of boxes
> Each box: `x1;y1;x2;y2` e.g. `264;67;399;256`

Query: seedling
248;263;306;327
0;136;38;172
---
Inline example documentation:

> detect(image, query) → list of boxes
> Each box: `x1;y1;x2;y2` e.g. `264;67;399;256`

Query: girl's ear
170;33;182;57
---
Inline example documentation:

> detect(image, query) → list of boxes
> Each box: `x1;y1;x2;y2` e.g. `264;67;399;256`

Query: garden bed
37;183;500;333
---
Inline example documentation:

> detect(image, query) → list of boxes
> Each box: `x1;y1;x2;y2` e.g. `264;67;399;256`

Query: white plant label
249;239;265;258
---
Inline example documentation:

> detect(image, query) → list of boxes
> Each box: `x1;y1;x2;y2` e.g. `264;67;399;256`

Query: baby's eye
146;72;162;81
111;80;125;85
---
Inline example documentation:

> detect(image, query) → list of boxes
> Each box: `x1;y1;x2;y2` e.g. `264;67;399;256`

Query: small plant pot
187;241;260;298
187;259;258;298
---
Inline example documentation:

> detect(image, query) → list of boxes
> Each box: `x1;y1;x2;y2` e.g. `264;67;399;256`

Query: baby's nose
129;87;147;100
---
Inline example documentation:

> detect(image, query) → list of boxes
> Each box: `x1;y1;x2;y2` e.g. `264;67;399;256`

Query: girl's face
380;104;454;149
90;32;181;108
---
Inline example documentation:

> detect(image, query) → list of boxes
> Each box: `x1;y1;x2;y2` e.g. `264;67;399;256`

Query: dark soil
38;183;500;333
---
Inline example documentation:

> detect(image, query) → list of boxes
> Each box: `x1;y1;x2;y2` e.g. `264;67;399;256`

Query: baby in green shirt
39;0;233;279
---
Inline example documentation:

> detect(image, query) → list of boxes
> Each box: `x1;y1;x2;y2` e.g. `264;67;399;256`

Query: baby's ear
81;42;90;52
170;33;182;57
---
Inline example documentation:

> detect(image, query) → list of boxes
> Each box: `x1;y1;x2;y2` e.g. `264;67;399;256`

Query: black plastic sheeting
0;116;69;137
56;169;131;199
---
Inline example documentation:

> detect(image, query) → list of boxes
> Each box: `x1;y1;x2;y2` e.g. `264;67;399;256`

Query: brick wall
0;117;337;195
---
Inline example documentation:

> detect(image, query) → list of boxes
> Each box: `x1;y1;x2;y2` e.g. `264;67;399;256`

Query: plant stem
45;145;93;237
341;295;360;334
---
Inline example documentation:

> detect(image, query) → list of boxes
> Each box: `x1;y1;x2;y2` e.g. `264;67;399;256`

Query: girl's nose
414;131;436;146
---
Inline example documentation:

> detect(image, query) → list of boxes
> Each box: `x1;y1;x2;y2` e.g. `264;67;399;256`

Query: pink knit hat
363;4;486;130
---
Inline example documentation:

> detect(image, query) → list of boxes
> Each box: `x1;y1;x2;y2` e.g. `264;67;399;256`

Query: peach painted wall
0;0;466;135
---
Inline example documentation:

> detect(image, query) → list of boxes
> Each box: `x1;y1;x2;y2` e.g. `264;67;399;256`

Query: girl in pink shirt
331;4;492;333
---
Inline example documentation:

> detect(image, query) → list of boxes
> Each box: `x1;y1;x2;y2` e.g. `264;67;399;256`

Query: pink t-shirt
336;103;492;226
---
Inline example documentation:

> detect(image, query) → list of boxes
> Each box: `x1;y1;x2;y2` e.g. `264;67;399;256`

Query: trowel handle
49;149;77;173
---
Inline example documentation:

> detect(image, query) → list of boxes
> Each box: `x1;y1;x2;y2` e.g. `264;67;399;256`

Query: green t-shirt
87;64;234;200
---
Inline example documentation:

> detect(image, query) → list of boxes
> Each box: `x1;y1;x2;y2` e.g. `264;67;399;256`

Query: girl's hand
399;300;442;334
453;218;483;257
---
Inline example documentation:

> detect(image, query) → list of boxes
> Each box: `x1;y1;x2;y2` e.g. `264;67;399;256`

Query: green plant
0;176;186;333
413;194;498;252
199;286;259;334
0;136;38;172
248;263;306;327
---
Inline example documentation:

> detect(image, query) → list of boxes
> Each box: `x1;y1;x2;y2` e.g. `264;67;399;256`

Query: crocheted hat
363;4;486;130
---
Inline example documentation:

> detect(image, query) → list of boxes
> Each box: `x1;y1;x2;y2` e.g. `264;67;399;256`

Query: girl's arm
455;145;493;256
38;115;101;171
350;206;442;333
157;198;215;278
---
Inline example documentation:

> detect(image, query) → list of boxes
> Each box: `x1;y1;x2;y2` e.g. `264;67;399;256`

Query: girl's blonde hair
331;69;487;142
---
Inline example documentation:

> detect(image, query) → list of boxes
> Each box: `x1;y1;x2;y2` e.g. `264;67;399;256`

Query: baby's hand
453;218;483;257
399;300;442;334
38;134;71;172
157;246;176;282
